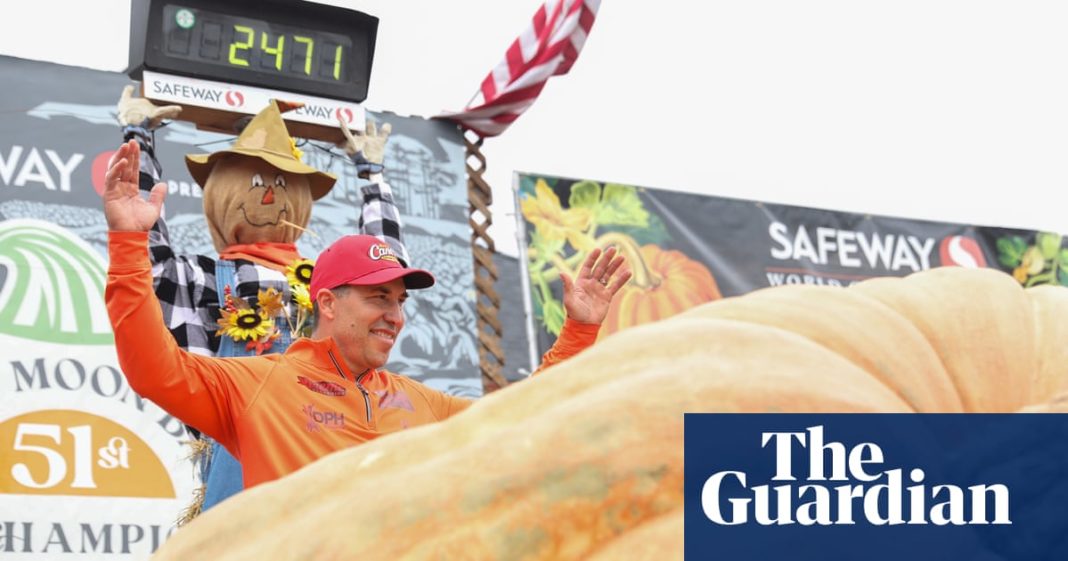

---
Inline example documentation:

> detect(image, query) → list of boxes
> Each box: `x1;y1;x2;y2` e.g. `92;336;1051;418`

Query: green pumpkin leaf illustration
569;180;602;211
1036;232;1062;260
596;183;649;228
541;298;565;336
996;236;1027;268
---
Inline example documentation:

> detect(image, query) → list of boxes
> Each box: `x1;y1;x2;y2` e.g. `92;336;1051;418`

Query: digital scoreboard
127;0;376;140
129;0;376;102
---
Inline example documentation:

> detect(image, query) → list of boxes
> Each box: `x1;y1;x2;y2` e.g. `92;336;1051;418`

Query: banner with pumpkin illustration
517;173;1067;363
0;56;477;560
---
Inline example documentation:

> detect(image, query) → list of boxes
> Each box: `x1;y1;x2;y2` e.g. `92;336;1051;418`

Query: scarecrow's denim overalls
200;259;294;511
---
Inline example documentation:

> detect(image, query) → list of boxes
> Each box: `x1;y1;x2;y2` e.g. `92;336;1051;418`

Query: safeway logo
142;70;365;129
225;90;245;108
939;235;987;268
768;222;935;272
1;145;84;193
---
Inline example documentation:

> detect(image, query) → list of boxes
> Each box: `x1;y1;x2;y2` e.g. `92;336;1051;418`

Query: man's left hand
561;247;631;325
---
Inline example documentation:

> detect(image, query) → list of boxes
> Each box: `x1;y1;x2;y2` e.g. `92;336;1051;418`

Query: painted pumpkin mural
599;242;720;339
520;177;722;341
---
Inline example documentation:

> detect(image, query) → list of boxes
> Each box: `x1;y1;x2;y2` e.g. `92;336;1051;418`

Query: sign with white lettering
0;146;84;193
142;70;365;142
517;173;1067;364
0;220;194;558
684;414;1068;560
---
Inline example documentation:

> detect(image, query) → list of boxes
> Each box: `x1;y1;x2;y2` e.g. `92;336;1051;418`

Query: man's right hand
103;140;167;232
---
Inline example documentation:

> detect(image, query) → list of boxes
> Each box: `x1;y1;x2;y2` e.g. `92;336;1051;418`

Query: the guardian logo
702;426;1011;527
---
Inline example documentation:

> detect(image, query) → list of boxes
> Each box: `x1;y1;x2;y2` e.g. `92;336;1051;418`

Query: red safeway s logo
91;150;118;196
336;107;354;124
225;90;245;108
939;235;987;268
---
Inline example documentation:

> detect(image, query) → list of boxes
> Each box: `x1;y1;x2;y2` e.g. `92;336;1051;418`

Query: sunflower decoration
291;283;313;313
287;258;315;288
285;257;317;338
216;306;275;342
217;259;318;352
216;286;279;354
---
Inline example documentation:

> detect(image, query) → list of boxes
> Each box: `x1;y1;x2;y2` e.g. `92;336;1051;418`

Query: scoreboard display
128;0;377;102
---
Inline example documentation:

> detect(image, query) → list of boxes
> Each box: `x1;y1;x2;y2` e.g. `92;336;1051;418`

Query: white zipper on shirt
326;350;372;424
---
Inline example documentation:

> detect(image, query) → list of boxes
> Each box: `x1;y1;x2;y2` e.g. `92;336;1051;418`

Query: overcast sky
3;0;1068;256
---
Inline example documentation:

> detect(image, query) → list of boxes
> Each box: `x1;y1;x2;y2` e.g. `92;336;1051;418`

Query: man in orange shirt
103;139;631;489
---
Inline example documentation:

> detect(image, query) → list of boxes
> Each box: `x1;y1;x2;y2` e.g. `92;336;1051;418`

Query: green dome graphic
0;219;113;344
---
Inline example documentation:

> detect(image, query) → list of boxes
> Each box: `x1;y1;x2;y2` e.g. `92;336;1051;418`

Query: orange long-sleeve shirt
106;231;599;488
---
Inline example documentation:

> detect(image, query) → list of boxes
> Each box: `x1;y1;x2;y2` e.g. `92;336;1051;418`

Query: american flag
441;0;601;137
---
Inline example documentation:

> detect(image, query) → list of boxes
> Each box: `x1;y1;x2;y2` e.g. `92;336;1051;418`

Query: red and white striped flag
440;0;601;137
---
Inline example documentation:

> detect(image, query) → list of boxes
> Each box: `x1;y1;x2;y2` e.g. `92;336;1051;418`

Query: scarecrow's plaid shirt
129;129;408;357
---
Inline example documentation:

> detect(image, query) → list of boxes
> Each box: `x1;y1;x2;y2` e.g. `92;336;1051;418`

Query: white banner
142;70;366;130
0;220;197;559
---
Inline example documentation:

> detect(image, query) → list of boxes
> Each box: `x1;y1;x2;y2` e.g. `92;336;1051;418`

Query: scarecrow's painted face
202;154;313;251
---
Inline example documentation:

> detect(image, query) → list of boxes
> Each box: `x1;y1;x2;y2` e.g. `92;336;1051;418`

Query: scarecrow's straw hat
185;100;336;200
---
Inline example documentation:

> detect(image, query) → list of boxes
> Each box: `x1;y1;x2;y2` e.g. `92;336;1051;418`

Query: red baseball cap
309;235;435;299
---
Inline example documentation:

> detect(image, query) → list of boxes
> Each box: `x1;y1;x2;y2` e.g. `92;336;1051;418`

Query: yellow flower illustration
292;283;313;312
217;308;274;341
286;258;315;287
520;179;593;251
1014;246;1045;283
1013;266;1028;284
257;288;285;317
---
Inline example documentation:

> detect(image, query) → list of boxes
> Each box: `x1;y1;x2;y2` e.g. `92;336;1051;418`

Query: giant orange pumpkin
599;243;721;339
151;267;1068;560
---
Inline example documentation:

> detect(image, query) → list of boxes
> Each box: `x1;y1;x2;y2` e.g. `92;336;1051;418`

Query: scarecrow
115;86;407;516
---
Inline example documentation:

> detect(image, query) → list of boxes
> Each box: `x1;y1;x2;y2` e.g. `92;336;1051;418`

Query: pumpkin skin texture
598;244;721;339
1020;391;1068;413
1027;286;1068;402
675;283;964;412
849;268;1036;412
584;510;682;561
152;267;1068;561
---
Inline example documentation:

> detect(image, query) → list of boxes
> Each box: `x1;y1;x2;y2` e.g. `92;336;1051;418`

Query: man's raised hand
103;140;166;232
560;246;632;325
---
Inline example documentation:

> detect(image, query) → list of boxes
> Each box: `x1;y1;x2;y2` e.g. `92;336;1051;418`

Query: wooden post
464;130;509;393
